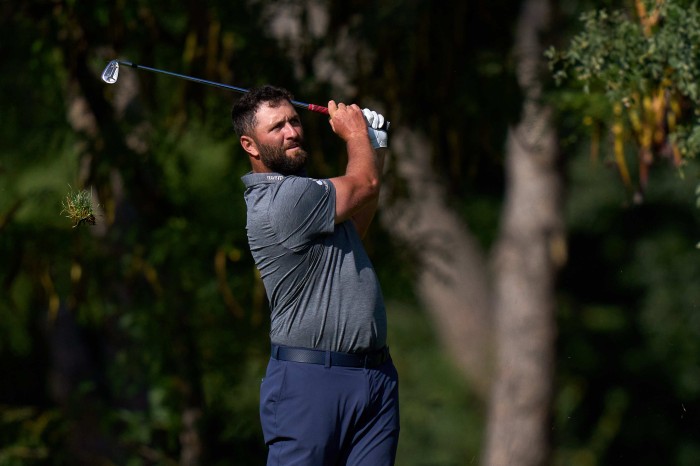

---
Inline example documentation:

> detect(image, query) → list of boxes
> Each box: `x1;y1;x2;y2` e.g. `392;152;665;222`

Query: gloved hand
362;108;389;149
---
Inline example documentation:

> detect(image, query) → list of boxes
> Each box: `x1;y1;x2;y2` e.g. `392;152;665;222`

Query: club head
101;60;119;84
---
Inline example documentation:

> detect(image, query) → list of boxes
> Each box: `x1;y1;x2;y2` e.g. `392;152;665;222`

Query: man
231;85;399;466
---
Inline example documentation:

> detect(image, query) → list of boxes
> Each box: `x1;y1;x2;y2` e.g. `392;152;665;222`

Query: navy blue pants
260;356;400;466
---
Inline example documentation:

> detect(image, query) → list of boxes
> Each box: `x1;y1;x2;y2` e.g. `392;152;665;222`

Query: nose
283;122;301;139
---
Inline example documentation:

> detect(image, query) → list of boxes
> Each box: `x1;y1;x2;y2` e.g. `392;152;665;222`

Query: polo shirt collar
241;169;308;188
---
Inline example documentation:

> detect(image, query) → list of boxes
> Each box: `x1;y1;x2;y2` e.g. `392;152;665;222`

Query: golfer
231;85;399;465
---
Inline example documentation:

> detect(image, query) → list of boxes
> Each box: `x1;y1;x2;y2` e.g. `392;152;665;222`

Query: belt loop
272;345;280;359
324;350;331;368
363;354;368;369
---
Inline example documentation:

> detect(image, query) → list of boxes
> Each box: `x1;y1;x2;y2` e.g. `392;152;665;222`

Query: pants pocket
259;359;287;444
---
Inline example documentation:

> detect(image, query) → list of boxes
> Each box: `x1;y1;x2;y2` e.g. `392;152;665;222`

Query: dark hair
231;85;294;136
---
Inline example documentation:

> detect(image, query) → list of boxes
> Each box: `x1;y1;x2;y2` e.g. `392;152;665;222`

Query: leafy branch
547;0;700;198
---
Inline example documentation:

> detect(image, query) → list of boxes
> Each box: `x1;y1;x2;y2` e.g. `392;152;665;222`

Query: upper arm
329;175;378;224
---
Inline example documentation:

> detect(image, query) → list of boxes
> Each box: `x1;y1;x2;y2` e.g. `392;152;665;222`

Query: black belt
271;344;390;368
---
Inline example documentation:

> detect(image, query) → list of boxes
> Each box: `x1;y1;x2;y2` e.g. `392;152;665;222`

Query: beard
257;141;309;176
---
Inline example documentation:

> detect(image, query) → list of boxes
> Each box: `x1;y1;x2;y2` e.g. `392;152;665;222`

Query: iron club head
101;60;119;84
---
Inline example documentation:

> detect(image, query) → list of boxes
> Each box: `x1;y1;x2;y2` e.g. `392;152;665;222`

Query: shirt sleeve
268;177;336;251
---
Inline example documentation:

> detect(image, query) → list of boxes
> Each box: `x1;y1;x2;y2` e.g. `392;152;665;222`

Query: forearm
345;134;379;191
331;133;380;223
327;102;388;225
351;148;387;238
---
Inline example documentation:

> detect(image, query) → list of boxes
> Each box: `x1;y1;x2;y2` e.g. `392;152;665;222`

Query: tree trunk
482;0;564;464
381;129;495;397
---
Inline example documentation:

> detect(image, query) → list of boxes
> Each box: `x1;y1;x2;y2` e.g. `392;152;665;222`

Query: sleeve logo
312;179;329;192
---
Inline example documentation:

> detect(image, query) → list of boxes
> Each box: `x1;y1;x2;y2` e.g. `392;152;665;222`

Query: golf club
102;60;389;130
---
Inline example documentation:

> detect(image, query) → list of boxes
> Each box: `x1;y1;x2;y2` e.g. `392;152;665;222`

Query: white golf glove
362;108;388;149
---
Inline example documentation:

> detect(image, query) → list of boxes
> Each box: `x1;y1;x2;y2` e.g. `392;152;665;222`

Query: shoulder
270;177;334;208
244;174;335;221
271;177;335;230
278;176;332;194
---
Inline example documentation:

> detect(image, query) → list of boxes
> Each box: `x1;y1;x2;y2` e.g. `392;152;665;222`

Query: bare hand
328;101;369;143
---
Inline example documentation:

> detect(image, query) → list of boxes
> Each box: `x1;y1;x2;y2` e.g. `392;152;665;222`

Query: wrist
344;132;370;144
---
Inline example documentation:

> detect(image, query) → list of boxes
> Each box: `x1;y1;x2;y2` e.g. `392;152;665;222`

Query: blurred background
2;0;700;465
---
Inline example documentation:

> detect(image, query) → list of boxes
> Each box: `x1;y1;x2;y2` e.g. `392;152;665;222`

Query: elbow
364;176;381;204
368;176;381;198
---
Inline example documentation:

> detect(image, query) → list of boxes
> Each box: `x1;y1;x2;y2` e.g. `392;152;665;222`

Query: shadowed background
1;1;699;465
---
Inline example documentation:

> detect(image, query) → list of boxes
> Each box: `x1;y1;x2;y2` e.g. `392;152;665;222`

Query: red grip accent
308;104;330;115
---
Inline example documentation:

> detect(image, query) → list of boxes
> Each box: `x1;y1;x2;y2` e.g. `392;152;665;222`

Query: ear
240;135;259;158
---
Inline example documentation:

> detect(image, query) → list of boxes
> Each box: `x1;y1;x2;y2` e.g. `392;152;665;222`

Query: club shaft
117;60;330;116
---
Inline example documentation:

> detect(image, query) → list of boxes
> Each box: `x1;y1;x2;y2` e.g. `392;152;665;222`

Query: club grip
307;104;330;115
307;104;390;131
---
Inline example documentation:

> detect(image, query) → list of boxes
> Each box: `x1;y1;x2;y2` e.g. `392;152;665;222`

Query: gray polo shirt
242;172;387;353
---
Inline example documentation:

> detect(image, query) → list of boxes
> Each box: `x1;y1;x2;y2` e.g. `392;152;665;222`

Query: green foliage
556;151;700;465
5;0;700;465
3;2;489;463
1;1;282;462
547;0;700;196
388;302;483;466
549;1;700;110
0;407;66;466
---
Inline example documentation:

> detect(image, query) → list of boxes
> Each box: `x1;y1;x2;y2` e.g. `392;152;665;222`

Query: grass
61;187;97;228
